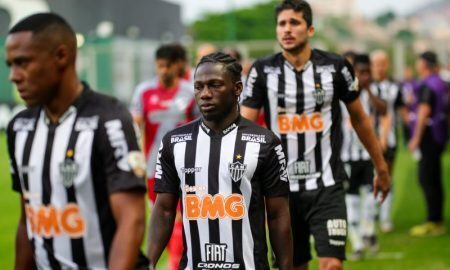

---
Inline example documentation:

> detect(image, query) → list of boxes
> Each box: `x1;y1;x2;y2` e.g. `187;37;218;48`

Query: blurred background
0;0;449;269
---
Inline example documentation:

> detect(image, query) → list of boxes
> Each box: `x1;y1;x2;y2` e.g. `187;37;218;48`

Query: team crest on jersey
313;85;325;105
228;161;247;182
59;158;79;188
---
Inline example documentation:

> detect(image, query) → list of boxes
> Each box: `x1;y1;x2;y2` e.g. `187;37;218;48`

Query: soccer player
241;1;390;269
148;52;293;270
130;44;196;269
341;54;386;260
5;13;148;269
370;49;403;233
408;51;448;236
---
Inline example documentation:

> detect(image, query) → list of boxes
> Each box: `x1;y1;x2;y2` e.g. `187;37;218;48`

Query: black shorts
383;146;397;163
290;183;347;266
343;160;374;194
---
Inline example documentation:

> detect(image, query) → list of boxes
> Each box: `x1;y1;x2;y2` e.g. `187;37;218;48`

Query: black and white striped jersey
371;79;402;148
154;116;289;270
242;49;359;192
7;84;148;269
340;89;374;162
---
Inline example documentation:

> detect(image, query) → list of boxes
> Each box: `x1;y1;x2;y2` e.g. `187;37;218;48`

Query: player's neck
161;77;179;90
282;43;312;71
45;77;83;124
203;105;239;134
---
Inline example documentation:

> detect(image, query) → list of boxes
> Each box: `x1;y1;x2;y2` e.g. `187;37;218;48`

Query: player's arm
266;196;293;270
407;86;433;152
241;62;265;121
346;99;390;201
379;113;392;151
148;193;178;268
109;191;146;270
408;103;431;152
366;87;387;115
15;196;35;270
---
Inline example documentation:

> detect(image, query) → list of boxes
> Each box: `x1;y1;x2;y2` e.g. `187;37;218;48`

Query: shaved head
9;13;77;62
370;49;390;81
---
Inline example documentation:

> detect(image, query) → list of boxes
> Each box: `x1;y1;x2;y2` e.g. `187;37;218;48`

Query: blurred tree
375;10;396;27
189;1;277;41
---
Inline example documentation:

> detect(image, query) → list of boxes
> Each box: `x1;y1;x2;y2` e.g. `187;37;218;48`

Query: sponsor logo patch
241;133;266;143
277;113;324;134
75;116;99;131
13;118;35;131
184;194;245;220
171;133;192;143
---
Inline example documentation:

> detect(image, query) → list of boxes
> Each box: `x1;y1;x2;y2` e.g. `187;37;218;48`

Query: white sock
360;185;377;237
380;191;393;226
346;194;364;251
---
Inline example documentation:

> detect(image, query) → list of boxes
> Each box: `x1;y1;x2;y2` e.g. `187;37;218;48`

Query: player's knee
319;257;343;270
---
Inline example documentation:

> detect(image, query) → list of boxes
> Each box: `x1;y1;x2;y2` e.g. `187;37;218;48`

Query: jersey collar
199;115;241;137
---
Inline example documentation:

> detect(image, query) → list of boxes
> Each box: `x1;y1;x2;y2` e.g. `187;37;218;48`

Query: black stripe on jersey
208;136;221;244
278;66;290;169
296;71;306;163
313;65;324;188
231;128;247;268
184;125;201;267
20;110;40;252
64;122;88;267
42;124;62;270
330;81;346;182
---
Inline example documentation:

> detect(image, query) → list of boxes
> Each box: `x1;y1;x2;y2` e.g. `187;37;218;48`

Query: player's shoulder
135;78;158;93
7;106;40;134
81;86;132;122
163;119;199;144
239;117;281;145
312;49;346;66
253;53;284;68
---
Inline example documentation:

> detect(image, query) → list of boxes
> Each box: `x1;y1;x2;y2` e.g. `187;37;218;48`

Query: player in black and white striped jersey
341;54;387;260
241;1;390;269
6;13;148;270
148;52;293;270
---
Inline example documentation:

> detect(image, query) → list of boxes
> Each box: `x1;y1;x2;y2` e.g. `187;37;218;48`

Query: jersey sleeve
129;83;144;116
418;85;435;106
260;135;290;197
335;59;360;103
6;119;22;193
97;100;147;194
153;135;180;195
242;61;267;109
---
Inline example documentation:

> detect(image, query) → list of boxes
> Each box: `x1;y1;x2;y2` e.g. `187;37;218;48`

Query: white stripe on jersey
267;72;279;135
302;65;318;190
283;65;300;192
241;142;259;269
173;141;191;266
320;69;336;187
75;130;106;268
28;111;49;268
193;128;211;264
51;111;76;265
218;128;238;263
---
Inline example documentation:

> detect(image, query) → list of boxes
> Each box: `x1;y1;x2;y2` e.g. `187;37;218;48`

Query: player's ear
307;25;315;38
234;81;243;98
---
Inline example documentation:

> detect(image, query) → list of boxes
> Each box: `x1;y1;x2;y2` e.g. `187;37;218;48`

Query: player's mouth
282;36;296;44
200;103;215;112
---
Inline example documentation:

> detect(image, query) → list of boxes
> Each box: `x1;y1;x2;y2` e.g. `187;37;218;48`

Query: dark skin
6;30;145;270
354;62;387;116
148;62;293;269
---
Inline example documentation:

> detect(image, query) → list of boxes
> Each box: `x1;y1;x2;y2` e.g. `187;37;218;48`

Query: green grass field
1;132;449;269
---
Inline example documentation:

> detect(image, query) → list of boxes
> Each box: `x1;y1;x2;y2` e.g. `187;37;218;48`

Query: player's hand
407;137;419;153
373;164;390;203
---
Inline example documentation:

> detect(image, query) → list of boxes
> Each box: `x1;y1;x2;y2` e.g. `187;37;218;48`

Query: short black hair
196;52;243;84
275;0;313;27
9;12;75;36
419;51;439;69
156;43;186;63
353;53;371;67
9;13;77;55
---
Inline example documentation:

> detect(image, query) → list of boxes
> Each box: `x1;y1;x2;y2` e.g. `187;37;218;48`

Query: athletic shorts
290;183;347;266
383;146;397;163
343;160;374;194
